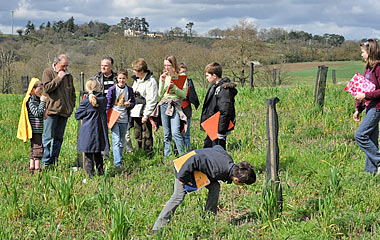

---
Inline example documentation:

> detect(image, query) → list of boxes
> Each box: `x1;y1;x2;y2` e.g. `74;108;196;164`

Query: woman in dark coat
75;79;110;177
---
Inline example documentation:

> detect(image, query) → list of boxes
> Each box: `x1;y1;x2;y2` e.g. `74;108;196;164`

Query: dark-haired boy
201;62;237;150
152;145;256;232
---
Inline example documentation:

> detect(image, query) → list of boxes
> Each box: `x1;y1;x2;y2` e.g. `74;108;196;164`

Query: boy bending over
152;145;256;232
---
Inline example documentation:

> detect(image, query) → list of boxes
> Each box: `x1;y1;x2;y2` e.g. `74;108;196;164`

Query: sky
0;0;379;40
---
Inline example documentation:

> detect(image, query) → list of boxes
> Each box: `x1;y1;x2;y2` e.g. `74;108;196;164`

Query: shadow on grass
230;211;260;225
107;149;165;177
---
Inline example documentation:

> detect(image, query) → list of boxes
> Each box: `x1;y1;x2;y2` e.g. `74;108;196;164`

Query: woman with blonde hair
158;55;187;157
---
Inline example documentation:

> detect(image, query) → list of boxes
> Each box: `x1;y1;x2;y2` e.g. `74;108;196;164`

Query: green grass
288;61;365;85
1;76;380;238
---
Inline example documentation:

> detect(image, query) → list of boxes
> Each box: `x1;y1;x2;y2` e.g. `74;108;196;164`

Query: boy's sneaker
29;168;34;174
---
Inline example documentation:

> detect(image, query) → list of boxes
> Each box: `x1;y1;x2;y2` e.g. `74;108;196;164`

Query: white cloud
0;24;23;34
0;0;378;39
351;6;363;14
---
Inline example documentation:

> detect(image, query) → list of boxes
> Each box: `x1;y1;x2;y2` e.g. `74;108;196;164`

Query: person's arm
106;87;114;113
74;99;87;120
42;69;64;93
177;157;197;184
127;87;136;109
171;79;187;99
217;88;234;136
188;79;200;109
364;67;380;100
70;75;76;110
27;97;46;118
143;79;158;120
158;76;167;97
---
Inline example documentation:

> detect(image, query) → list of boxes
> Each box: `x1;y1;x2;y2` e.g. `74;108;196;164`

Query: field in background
1;61;380;239
284;61;364;86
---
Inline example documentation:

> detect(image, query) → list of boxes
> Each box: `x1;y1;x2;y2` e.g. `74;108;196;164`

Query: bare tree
0;48;16;93
214;19;263;86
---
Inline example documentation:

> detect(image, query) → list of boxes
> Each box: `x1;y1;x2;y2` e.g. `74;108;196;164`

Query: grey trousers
152;178;220;231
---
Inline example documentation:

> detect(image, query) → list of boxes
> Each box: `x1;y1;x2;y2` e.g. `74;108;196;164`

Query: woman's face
361;47;368;61
133;68;144;79
164;60;173;74
117;73;127;87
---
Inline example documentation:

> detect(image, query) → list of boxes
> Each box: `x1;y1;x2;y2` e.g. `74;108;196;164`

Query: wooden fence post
265;97;283;212
332;70;336;84
250;62;255;90
314;65;328;109
273;66;277;87
21;76;29;94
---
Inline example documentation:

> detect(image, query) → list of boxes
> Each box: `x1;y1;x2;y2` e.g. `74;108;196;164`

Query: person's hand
44;112;48;120
353;110;361;122
142;117;147;123
124;101;131;107
179;181;192;188
160;71;168;82
355;92;366;101
40;95;47;102
58;71;66;79
168;82;174;89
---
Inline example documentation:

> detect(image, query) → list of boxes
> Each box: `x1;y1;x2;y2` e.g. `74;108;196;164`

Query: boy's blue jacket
175;145;235;184
200;77;237;135
75;92;110;153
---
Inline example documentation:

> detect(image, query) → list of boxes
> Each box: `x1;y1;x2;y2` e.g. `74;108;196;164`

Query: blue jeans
41;114;68;166
42;115;68;166
160;104;186;157
355;107;380;173
183;117;191;153
111;122;128;166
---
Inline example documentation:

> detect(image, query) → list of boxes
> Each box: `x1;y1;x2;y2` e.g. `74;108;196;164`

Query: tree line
0;18;368;94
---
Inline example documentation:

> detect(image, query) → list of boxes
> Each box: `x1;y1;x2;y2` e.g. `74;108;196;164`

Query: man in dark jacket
42;54;76;167
201;62;237;150
152;145;256;232
93;56;117;96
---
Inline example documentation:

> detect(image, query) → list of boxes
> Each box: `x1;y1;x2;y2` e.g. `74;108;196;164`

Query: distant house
146;32;164;38
124;29;143;37
124;28;163;38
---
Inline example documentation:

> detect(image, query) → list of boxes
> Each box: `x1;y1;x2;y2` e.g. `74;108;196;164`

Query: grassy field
1;64;380;239
284;61;364;86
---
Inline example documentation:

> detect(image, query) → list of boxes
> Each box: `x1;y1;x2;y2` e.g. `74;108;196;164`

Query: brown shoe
29;168;35;174
34;168;42;173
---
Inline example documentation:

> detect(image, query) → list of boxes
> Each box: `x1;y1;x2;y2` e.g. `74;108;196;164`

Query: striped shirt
27;95;46;134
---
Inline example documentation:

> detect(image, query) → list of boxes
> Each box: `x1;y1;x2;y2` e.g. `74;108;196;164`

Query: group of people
15;38;380;232
17;53;257;232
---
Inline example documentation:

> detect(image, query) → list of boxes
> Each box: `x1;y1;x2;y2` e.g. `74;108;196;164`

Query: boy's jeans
160;104;186;156
42;114;68;166
355;107;380;173
111;122;127;166
152;178;220;231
